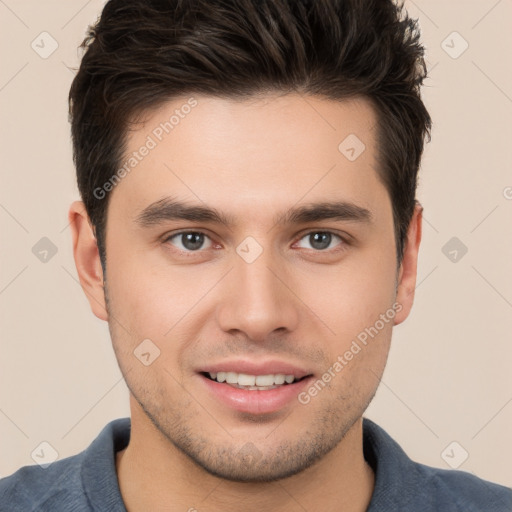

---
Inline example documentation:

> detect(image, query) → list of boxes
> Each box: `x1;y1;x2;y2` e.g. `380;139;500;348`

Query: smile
204;371;304;390
199;371;314;415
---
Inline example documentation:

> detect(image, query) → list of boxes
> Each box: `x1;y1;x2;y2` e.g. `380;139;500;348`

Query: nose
216;247;300;343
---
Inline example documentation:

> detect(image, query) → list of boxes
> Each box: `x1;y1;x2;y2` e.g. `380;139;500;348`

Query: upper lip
198;359;312;379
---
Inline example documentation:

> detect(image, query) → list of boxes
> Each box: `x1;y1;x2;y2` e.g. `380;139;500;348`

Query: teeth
207;372;297;387
226;372;238;384
274;374;285;385
255;375;274;386
239;374;256;386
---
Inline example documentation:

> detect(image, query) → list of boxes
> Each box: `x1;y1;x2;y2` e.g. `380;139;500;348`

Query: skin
69;93;422;512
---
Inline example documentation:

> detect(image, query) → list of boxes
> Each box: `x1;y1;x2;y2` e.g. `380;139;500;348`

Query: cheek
104;243;175;339
303;245;397;340
105;241;223;351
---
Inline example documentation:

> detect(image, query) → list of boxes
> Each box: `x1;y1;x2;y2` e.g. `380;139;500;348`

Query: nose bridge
238;249;280;303
216;241;299;340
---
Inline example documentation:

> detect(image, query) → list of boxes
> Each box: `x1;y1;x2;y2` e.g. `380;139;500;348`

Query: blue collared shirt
1;417;510;511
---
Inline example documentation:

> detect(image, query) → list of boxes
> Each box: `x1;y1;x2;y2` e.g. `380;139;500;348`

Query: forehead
110;93;385;222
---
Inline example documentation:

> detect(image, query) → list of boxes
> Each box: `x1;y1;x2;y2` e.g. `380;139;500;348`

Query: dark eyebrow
274;201;373;226
134;197;235;228
134;197;373;229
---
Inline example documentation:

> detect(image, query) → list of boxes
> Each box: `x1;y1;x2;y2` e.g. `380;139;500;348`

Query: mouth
197;366;314;415
201;371;311;391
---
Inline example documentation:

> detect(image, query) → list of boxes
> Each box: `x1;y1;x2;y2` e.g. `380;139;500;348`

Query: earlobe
393;202;423;326
68;200;108;321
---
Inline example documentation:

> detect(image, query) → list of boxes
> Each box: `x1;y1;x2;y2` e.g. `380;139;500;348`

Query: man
1;0;510;510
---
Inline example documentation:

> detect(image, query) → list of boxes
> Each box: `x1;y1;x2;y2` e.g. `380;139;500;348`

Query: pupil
310;232;331;250
182;232;204;250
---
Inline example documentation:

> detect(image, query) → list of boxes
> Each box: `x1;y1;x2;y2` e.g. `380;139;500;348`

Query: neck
116;402;374;512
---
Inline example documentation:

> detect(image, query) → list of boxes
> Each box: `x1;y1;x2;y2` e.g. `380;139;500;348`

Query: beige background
1;0;511;488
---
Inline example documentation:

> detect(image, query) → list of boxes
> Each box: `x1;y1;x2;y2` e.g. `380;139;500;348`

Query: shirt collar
81;417;130;511
363;417;423;510
80;416;420;511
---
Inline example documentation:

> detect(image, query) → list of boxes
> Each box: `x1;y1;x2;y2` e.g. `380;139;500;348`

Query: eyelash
163;229;350;255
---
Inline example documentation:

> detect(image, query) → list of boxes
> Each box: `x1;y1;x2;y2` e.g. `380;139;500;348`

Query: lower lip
199;374;313;415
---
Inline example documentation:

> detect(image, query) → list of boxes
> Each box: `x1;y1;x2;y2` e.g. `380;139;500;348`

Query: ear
393;201;423;326
68;200;108;321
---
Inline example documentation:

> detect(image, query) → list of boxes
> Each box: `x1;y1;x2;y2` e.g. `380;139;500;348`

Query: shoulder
0;418;130;511
0;452;87;511
363;418;512;512
415;461;512;511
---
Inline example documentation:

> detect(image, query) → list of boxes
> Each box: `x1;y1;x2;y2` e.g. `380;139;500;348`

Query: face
74;93;419;482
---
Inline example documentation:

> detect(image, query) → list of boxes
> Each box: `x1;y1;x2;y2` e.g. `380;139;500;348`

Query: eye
295;231;345;251
165;231;213;252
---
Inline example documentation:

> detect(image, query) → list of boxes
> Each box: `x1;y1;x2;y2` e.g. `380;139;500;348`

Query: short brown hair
69;0;432;272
